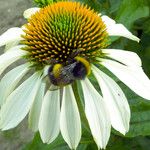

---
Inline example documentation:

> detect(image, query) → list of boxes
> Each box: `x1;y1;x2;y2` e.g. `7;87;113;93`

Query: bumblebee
48;56;91;87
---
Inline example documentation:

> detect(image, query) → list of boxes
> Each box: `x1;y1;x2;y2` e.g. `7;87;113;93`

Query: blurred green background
0;0;150;149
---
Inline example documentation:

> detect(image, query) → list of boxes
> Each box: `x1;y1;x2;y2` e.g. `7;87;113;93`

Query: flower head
0;1;149;149
22;2;108;65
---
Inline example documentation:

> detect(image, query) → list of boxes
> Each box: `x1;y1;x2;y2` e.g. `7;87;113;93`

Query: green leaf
108;0;122;13
34;0;53;7
75;0;103;12
116;0;149;29
34;0;66;7
106;135;150;150
23;133;69;150
127;97;150;137
22;132;94;150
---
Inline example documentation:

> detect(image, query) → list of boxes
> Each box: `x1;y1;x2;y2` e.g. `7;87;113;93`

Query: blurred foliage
23;0;150;149
34;0;66;7
34;0;53;7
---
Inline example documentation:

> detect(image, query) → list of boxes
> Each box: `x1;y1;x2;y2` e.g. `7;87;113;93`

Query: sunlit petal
101;59;150;100
0;46;26;75
102;15;140;42
0;72;41;130
0;63;30;106
4;41;20;52
102;49;142;67
0;28;24;47
60;85;81;149
28;83;45;132
92;66;130;134
39;90;60;143
23;7;40;19
81;79;111;149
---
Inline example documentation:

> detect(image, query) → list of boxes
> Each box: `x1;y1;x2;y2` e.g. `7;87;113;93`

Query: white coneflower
0;1;149;149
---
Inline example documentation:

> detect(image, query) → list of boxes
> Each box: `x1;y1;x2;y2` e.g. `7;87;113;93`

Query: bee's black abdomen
72;62;87;79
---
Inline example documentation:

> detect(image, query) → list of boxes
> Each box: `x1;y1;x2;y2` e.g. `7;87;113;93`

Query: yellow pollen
21;1;109;65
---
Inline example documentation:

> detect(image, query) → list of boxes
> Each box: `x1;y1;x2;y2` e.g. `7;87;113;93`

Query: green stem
80;140;94;144
72;81;90;133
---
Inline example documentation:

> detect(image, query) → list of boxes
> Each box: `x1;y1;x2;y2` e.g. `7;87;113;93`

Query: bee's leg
66;49;84;64
69;48;82;59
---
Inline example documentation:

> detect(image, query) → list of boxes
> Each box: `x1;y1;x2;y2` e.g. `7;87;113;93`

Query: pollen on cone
21;1;109;65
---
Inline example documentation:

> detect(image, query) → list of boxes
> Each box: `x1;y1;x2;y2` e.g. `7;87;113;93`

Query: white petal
101;59;150;100
102;49;142;67
43;65;49;77
0;46;26;75
81;79;111;149
28;82;45;132
39;90;60;143
92;66;130;134
5;41;20;52
23;7;40;19
0;63;30;106
0;72;41;130
0;28;24;47
60;85;81;149
102;15;140;42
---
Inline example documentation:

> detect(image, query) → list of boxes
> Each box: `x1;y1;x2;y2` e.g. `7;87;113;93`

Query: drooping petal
23;7;40;19
101;15;140;42
5;41;20;52
101;59;150;100
0;63;30;106
60;85;81;149
39;90;60;143
81;78;111;149
0;28;24;47
92;66;130;134
28;82;45;132
43;65;50;77
0;72;41;130
102;49;141;67
0;46;26;75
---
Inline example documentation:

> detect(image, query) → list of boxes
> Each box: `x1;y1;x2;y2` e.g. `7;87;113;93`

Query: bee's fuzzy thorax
52;64;63;78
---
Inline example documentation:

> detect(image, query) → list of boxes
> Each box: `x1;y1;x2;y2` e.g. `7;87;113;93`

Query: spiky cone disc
21;1;109;66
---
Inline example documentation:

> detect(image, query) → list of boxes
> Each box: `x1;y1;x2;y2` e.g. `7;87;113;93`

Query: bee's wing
60;63;76;79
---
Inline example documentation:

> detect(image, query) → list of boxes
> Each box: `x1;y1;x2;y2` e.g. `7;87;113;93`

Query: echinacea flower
0;1;150;149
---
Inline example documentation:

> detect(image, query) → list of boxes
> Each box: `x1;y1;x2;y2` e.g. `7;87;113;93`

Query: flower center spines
21;1;109;67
